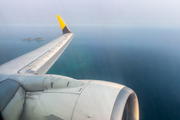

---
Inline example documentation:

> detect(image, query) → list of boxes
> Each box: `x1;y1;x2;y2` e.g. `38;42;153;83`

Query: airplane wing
0;15;74;75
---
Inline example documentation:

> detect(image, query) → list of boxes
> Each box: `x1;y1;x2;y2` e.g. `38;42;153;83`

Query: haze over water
0;25;180;120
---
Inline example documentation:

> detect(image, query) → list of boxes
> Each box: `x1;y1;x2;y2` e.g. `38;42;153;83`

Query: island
22;38;33;41
34;37;45;41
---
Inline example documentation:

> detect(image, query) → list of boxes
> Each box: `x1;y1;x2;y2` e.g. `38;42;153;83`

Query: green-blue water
1;25;180;120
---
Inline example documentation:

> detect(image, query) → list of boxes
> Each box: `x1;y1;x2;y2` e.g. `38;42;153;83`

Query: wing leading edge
0;15;74;75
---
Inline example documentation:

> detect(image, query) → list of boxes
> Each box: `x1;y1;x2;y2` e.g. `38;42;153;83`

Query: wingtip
57;15;71;34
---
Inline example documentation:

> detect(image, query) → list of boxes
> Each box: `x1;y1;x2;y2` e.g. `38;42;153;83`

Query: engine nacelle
0;74;139;120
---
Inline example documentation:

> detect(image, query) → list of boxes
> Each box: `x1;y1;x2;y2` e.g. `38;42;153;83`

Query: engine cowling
0;74;139;120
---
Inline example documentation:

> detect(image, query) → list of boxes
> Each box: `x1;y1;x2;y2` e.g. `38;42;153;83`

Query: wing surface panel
19;33;74;74
0;33;74;74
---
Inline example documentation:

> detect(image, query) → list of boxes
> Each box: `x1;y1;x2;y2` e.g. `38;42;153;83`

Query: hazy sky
0;0;180;26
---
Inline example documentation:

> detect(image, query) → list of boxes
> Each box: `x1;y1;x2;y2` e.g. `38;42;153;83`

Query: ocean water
0;25;180;120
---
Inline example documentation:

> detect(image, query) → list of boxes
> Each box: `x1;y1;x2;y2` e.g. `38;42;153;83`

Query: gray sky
0;0;180;26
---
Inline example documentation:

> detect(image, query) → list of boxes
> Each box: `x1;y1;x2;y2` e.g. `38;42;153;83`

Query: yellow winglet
57;15;71;34
57;15;66;30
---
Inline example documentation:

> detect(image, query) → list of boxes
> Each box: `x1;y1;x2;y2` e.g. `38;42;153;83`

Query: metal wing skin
0;15;73;75
0;15;139;120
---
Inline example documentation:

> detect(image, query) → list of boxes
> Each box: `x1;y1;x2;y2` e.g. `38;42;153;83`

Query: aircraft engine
0;74;139;120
